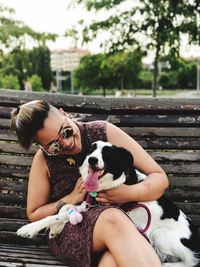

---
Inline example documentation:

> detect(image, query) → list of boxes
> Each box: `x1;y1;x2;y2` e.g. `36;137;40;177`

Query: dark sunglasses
40;124;73;156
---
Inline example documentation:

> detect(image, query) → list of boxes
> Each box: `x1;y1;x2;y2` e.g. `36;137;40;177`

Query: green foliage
74;49;143;93
0;74;19;89
177;61;196;89
74;54;104;91
28;74;42;91
138;70;152;89
0;46;53;90
28;47;53;89
159;58;196;89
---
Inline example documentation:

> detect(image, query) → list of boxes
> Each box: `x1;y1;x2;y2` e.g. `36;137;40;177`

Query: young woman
11;100;168;267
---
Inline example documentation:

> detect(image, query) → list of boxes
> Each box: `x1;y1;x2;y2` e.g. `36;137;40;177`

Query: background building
51;48;90;93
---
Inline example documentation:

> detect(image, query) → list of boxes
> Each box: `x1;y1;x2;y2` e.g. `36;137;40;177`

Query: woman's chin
62;144;82;155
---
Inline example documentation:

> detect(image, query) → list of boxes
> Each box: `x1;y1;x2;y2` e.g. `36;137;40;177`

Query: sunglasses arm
59;108;69;117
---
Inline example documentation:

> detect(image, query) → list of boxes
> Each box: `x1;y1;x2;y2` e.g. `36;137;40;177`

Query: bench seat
0;89;200;266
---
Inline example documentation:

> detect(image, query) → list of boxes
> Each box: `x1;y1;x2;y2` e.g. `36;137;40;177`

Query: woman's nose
59;137;72;148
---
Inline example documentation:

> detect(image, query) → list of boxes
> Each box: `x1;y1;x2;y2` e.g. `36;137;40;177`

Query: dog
79;141;200;267
17;141;200;266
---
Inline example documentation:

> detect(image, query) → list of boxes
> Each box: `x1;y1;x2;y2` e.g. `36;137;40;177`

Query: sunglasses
40;122;73;156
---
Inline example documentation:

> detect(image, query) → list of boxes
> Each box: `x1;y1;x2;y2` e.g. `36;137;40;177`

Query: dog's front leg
17;206;72;238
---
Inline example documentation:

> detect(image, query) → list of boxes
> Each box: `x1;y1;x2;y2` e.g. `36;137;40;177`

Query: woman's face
36;110;82;156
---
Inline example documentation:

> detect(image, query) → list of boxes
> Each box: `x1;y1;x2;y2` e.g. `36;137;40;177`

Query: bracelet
56;200;66;213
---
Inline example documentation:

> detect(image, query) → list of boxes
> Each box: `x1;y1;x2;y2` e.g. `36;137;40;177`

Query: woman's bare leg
93;208;161;267
98;251;119;267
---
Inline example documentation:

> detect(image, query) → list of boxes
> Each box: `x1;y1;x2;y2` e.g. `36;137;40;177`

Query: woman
11;100;168;267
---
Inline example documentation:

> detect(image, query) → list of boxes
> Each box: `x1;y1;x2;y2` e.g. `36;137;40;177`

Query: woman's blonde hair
11;100;50;150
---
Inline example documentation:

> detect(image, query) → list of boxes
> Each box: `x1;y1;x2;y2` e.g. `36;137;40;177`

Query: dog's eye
89;143;97;153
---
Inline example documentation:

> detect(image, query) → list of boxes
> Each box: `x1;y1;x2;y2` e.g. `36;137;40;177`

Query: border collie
79;141;200;267
17;141;200;266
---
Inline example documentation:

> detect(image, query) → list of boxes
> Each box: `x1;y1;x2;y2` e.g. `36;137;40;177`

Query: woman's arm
96;122;169;204
27;150;86;222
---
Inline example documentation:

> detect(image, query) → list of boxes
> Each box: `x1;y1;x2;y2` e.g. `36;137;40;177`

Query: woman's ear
59;108;69;117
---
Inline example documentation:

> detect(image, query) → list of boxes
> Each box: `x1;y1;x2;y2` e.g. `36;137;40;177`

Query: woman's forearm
27;194;73;222
127;172;169;202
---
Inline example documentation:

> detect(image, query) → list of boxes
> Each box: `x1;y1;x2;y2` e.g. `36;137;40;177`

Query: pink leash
130;203;151;234
86;193;151;235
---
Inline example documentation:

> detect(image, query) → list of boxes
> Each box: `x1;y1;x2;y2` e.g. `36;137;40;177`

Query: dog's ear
115;146;133;168
116;147;138;185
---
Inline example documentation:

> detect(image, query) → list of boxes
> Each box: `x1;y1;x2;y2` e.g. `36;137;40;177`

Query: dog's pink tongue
84;168;101;192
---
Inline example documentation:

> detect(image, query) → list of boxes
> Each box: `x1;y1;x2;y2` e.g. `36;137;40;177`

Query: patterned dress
44;121;116;267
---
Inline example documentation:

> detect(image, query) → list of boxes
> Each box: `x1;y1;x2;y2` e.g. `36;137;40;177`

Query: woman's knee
98;208;130;230
92;208;134;251
98;251;119;267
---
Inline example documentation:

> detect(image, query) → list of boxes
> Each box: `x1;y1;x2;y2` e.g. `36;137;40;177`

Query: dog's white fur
17;202;88;239
17;141;199;267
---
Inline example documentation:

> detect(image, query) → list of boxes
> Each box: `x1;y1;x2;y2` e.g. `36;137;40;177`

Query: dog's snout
88;156;98;166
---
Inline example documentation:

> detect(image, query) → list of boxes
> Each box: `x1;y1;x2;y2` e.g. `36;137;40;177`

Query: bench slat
0;155;32;166
2;156;200;174
0;142;37;154
1;89;200;112
0;167;28;179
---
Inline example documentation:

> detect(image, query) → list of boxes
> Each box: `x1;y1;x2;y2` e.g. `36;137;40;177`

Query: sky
1;0;100;52
1;0;200;60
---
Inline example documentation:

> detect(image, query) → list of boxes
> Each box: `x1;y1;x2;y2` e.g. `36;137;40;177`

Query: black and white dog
17;141;200;266
80;141;200;267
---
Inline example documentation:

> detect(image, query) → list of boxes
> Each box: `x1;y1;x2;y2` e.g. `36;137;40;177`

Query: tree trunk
152;44;160;97
120;77;124;90
103;87;106;97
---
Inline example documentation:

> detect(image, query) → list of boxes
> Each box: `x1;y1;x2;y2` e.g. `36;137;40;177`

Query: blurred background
0;0;199;97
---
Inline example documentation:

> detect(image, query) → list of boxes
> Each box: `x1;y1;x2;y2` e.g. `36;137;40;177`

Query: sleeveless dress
44;121;117;267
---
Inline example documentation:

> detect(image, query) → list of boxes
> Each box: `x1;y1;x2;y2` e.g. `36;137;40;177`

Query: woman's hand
64;177;86;205
96;184;132;205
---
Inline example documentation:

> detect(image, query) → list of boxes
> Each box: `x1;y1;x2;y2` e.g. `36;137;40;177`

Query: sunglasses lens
48;142;61;154
62;127;73;138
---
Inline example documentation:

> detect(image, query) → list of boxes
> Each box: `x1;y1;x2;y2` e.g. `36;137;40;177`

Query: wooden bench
0;89;200;266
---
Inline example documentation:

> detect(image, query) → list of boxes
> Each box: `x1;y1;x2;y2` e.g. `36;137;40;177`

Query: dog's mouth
84;167;104;192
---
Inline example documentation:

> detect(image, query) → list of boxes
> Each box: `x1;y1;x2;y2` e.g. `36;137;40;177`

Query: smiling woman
10;99;168;267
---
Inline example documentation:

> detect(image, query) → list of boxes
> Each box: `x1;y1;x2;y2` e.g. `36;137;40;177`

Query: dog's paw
17;224;39;238
49;223;65;239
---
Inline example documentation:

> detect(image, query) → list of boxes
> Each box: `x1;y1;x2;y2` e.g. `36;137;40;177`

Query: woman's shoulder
31;149;50;177
85;120;107;128
32;148;47;165
84;120;108;143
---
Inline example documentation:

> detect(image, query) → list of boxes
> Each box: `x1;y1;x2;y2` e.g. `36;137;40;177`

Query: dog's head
79;140;138;192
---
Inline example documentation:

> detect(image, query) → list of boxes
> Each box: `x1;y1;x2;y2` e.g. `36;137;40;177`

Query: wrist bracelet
56;200;66;213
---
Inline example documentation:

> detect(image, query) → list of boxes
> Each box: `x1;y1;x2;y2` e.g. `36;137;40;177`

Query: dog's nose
88;157;98;166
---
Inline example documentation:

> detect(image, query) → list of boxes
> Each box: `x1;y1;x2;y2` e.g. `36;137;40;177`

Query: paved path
174;90;200;98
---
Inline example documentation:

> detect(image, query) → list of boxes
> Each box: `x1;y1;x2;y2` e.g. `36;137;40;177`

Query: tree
29;47;53;89
74;49;143;95
74;54;104;93
71;0;200;96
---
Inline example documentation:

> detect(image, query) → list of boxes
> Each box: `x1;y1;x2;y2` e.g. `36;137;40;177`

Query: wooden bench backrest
0;89;200;245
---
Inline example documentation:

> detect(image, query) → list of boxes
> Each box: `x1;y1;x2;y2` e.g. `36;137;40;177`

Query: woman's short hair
11;100;51;150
